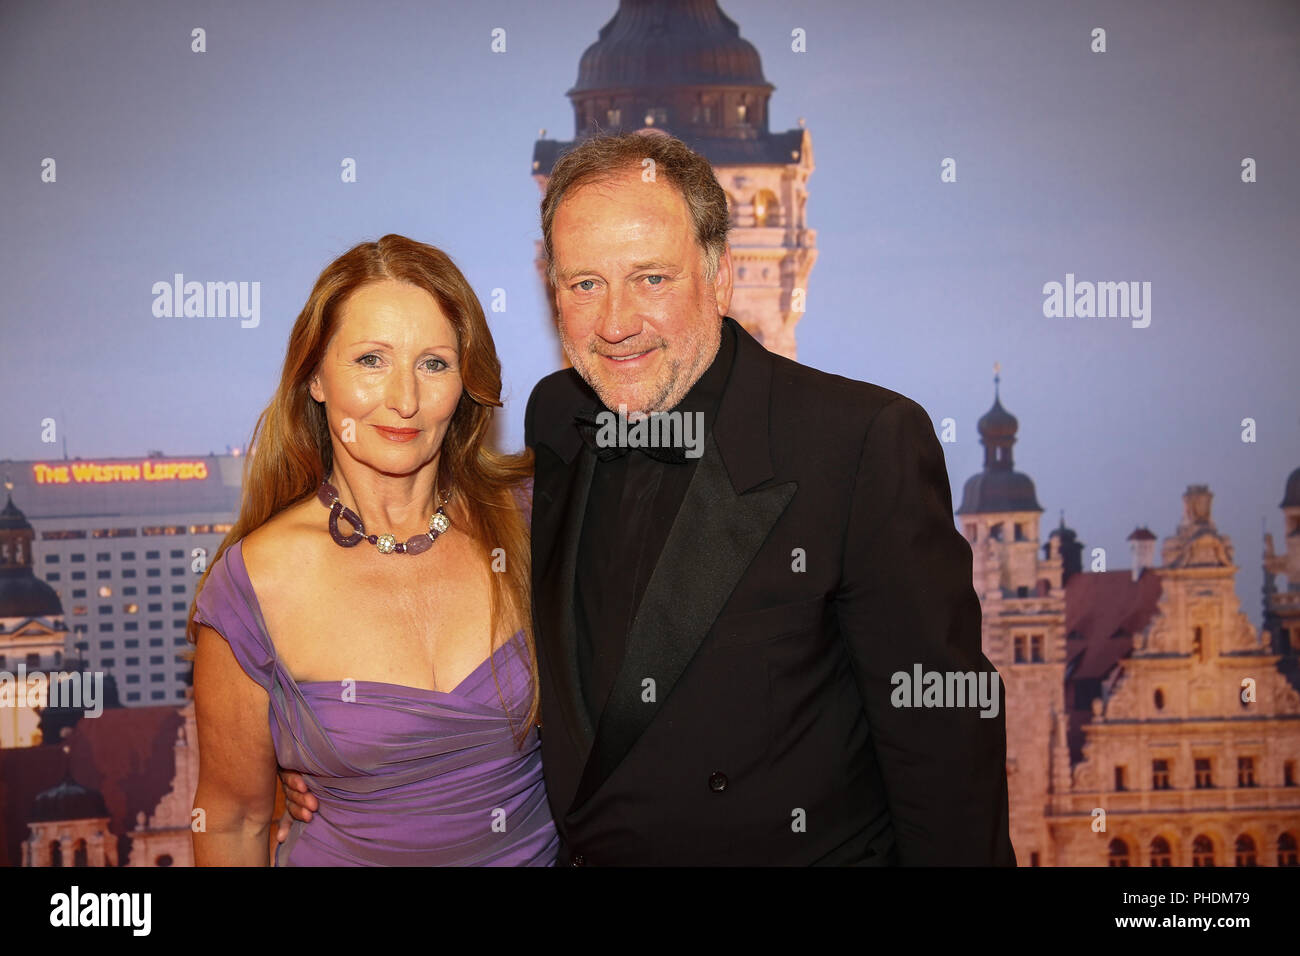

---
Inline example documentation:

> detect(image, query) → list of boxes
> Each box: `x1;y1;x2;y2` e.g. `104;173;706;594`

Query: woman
188;234;556;865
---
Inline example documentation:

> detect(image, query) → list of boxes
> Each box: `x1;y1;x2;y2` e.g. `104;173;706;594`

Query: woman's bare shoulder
240;496;327;595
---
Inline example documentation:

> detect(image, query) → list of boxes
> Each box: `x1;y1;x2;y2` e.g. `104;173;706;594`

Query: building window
1192;835;1215;867
1237;756;1256;787
150;672;164;682
147;568;160;578
150;690;165;700
1030;635;1044;662
46;572;60;582
1194;758;1213;788
1285;761;1296;787
1192;626;1204;660
127;692;140;701
1113;766;1126;791
124;622;138;632
102;658;115;667
148;586;161;595
1014;636;1026;663
121;551;135;560
1153;688;1164;710
149;620;163;630
71;554;85;562
99;641;114;650
1148;837;1172;866
146;551;160;560
1014;522;1026;541
1152;759;1171;790
149;655;164;665
125;656;139;666
1234;835;1257;866
606;107;621;126
149;638;163;648
72;589;86;598
98;622;113;632
71;571;84;580
122;587;135;596
126;674;140;684
26;653;40;668
121;569;135;578
96;553;110;562
171;585;186;594
1107;839;1130;867
124;639;139;649
169;549;184;559
44;554;60;564
1279;833;1298;867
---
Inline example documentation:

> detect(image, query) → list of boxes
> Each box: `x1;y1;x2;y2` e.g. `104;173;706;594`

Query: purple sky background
1;0;1296;628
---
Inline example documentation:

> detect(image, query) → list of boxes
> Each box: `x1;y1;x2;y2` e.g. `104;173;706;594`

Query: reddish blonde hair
187;234;537;746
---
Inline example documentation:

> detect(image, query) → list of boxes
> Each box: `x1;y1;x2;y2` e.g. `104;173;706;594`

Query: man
282;131;1015;865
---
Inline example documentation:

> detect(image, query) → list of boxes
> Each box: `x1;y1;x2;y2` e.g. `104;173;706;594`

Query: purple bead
405;533;433;555
316;482;335;508
366;534;377;544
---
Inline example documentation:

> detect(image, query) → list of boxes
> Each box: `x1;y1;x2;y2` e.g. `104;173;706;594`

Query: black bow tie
573;410;690;464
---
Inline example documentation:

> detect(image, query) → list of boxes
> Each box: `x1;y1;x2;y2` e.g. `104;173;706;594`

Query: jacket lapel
567;319;796;814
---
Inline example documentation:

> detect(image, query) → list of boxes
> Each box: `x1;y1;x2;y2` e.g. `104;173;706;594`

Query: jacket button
708;770;728;792
570;853;586;866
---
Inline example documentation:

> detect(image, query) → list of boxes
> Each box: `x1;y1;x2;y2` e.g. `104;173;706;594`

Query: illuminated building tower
1263;466;1300;691
532;0;816;359
0;481;68;748
955;370;1067;867
22;751;117;867
1049;485;1300;866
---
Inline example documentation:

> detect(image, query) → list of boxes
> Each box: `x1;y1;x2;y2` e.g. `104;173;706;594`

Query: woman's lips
373;425;420;442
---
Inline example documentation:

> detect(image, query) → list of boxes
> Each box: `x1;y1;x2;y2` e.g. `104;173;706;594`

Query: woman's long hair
186;234;538;747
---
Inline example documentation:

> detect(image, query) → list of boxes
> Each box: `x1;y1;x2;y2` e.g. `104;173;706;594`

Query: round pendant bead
376;533;397;554
431;511;450;535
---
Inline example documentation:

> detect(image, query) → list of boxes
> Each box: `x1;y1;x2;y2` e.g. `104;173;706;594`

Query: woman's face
309;279;463;479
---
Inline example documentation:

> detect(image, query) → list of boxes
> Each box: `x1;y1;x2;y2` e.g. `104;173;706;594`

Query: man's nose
595;283;643;343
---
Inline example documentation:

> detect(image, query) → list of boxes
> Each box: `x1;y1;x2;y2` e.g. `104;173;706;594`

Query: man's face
551;167;733;416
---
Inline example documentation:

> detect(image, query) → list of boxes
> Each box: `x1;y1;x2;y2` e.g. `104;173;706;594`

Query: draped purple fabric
193;538;557;866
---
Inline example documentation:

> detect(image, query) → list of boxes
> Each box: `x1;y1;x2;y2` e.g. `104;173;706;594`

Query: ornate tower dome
30;774;110;824
1281;466;1300;510
566;0;775;141
957;369;1043;516
0;483;61;619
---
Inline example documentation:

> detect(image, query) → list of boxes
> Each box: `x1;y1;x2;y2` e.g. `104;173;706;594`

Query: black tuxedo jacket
523;317;1015;866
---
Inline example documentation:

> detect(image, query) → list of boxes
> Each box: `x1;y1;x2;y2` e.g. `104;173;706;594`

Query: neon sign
32;461;210;484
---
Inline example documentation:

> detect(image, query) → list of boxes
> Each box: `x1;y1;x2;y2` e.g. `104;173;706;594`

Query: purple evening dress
192;538;558;866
